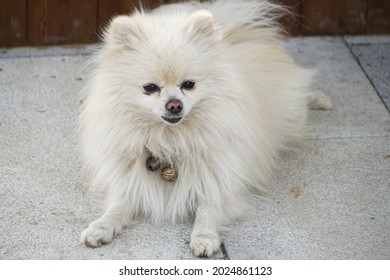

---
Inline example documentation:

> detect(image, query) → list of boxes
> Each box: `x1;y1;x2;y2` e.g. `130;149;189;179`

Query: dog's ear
103;15;142;47
185;10;214;38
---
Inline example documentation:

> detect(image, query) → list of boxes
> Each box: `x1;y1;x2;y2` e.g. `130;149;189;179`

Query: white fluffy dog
79;0;331;257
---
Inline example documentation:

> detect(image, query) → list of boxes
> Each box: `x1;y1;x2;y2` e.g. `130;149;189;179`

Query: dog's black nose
165;99;183;114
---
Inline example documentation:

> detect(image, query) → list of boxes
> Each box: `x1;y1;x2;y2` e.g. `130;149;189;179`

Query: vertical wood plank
27;0;97;45
0;0;27;47
367;0;390;34
27;0;44;45
301;0;367;35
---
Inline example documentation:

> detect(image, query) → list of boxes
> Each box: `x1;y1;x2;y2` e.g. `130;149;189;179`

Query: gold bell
161;165;177;182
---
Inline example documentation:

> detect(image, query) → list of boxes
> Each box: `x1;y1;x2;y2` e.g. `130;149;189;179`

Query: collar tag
146;155;177;182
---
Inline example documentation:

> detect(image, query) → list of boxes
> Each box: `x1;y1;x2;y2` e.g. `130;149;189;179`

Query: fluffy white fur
79;0;331;257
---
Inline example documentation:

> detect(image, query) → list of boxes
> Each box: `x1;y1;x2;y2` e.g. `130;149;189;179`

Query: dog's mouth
162;116;182;124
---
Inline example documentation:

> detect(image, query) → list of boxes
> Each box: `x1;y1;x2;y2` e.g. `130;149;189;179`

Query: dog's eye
180;80;195;91
143;83;160;94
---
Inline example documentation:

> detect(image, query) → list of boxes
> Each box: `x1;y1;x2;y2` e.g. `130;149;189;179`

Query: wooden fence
1;0;389;47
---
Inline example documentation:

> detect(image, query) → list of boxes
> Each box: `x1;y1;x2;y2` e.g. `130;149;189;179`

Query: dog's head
99;8;225;126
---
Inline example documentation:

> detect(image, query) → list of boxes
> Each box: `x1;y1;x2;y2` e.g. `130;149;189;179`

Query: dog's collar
146;154;177;182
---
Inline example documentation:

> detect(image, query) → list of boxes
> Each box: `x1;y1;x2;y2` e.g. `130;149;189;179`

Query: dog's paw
190;233;221;258
80;220;122;247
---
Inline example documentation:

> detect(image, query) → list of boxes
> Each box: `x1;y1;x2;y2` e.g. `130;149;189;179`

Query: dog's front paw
80;220;122;247
190;233;221;258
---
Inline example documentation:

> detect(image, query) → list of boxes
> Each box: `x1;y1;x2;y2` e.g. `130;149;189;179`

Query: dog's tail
205;0;289;31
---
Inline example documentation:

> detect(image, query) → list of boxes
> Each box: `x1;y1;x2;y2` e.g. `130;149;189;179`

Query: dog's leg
190;204;222;258
80;204;130;247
